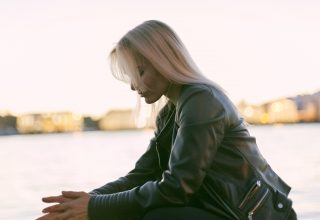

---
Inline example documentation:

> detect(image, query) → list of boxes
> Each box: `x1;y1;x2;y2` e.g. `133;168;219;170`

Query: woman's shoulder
176;83;244;128
178;83;241;119
178;83;226;108
180;83;212;94
174;83;229;126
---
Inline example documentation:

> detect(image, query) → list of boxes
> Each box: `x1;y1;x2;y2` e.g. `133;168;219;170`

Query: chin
144;99;155;104
144;96;159;104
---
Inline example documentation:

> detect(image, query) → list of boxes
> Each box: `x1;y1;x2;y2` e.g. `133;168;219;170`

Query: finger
43;195;73;204
35;212;53;220
42;195;66;203
36;211;71;220
62;191;86;199
35;212;59;220
42;203;68;213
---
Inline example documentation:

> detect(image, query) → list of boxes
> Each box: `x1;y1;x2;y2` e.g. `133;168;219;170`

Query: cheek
142;75;155;89
141;70;169;93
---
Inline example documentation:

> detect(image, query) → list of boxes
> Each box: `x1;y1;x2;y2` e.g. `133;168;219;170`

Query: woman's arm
89;103;174;195
89;137;161;195
88;90;227;219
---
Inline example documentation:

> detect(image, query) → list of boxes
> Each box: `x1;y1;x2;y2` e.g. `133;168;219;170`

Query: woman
38;20;297;220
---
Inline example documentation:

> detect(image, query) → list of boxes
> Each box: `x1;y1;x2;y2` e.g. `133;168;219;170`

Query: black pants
142;207;297;220
142;207;224;220
109;207;297;220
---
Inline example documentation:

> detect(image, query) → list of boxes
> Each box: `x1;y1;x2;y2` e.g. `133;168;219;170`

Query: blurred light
271;102;284;113
244;106;254;117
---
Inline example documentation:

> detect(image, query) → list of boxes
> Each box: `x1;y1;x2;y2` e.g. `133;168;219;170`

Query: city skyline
0;89;318;136
1;0;319;116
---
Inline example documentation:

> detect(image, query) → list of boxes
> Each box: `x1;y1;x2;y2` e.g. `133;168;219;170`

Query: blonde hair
109;20;224;124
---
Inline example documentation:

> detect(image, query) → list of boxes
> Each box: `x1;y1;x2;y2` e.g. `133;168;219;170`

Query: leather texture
89;84;294;220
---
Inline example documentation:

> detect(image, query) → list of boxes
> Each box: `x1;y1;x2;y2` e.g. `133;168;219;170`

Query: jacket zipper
218;195;240;220
155;141;162;169
238;180;261;209
155;107;175;140
247;188;270;220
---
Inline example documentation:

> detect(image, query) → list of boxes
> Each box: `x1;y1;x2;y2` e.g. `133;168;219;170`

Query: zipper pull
248;211;253;220
155;141;162;169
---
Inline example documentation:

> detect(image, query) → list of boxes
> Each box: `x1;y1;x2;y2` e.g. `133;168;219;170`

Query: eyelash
138;68;144;76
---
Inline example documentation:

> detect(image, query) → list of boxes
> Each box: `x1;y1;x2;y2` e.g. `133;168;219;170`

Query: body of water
0;124;319;219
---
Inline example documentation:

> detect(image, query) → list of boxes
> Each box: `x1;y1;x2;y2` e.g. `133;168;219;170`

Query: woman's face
130;61;170;104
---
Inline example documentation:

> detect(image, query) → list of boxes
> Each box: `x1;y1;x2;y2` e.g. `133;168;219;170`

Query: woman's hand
36;191;90;220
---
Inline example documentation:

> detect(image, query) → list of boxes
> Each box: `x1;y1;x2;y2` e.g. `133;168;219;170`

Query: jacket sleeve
89;104;173;196
88;90;226;219
89;136;161;195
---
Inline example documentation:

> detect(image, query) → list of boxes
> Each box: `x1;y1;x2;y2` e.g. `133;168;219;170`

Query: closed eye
138;66;144;76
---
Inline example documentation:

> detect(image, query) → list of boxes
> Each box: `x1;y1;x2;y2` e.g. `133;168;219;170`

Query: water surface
0;124;319;219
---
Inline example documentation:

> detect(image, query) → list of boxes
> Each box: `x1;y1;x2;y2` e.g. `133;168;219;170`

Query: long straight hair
109;20;224;125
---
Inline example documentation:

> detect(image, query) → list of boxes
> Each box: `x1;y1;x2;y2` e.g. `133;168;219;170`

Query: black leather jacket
89;84;294;220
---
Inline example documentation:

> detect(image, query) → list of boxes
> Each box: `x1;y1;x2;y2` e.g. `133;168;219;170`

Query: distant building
237;101;268;124
266;99;299;124
291;94;318;122
0;113;18;135
17;113;42;133
237;89;320;124
238;98;300;124
83;116;100;131
99;109;137;130
17;112;83;134
312;91;320;121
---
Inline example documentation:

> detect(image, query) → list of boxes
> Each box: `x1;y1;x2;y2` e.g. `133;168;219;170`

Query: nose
130;84;136;91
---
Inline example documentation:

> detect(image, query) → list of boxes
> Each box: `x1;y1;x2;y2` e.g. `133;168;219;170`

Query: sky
1;0;319;116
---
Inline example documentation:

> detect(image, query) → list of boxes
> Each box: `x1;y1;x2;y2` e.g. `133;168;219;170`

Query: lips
138;91;146;97
137;88;150;98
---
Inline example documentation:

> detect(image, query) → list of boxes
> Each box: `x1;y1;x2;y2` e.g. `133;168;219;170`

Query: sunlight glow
0;0;319;115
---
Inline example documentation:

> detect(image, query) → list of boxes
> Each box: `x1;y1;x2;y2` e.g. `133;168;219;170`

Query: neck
165;83;181;105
